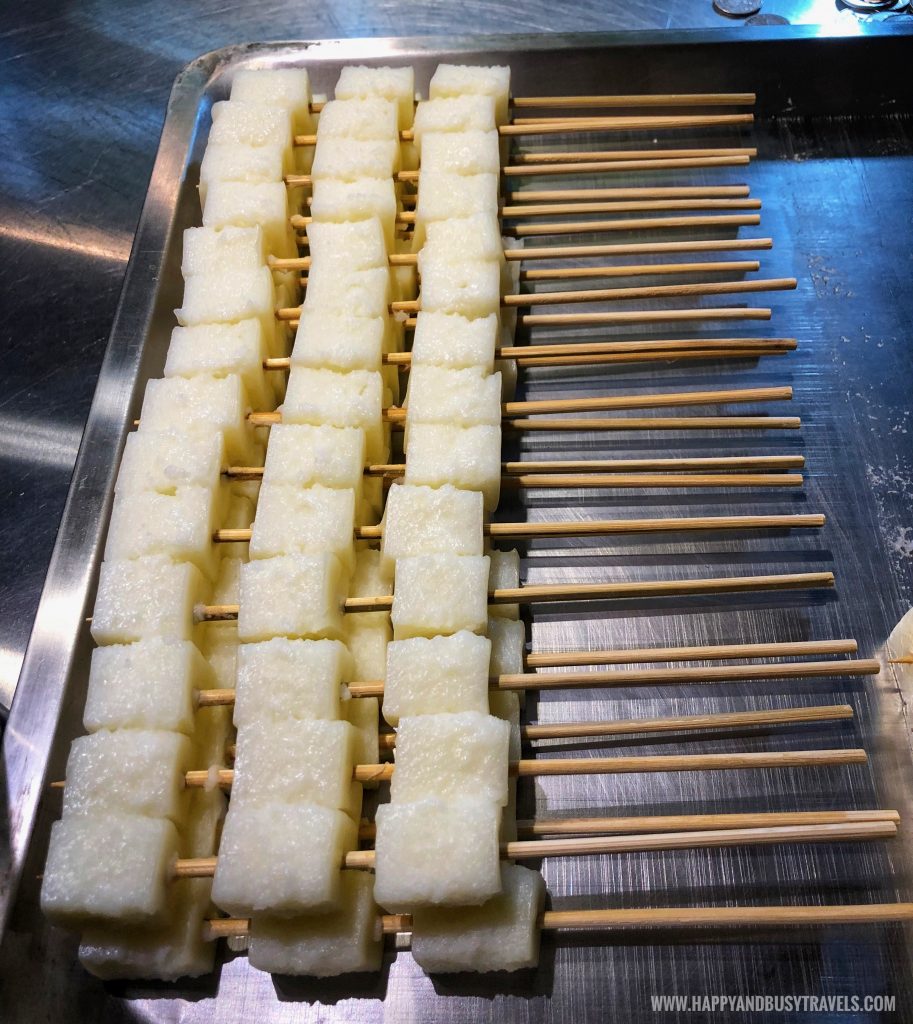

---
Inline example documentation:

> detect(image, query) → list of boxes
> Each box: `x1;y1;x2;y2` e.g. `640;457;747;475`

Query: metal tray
3;25;913;1022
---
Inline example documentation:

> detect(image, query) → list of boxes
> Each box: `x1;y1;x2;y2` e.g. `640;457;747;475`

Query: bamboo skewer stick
512;147;757;164
502;213;761;238
196;569;835;622
518;259;762;282
204;901;913;943
213;513;824;546
493;184;754;201
513;350;786;368
511;308;772;329
270;237;774;270
392;198;762;219
504;415;800;431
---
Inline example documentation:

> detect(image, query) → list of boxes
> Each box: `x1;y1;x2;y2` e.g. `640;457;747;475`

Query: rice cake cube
41;813;179;925
261;424;366;499
487;617;526;677
208;101;293;174
202;180;296;258
231;719;356;811
317;98;399;141
303;264;391;319
342;695;380;769
411;311;498;372
413;95;497;146
166;320;272;408
198;142;285;205
411;173;499;250
139;374;255;465
429;64;511;125
405;365;502;428
115;429;224;496
78;877;215;981
238;553;347;642
176;263;276;337
304;217;388;271
380;483;483;575
282;368;388;463
234;637;350;727
404;423;501;512
212;800;356;916
91;556;209;646
230;68;314;134
373;797;500;910
84;639;211;735
309;177;398;250
411;864;544;974
419;130;501;176
488;548;520;619
391;711;509;805
249;870;382;976
291;313;385;377
391;555;490;640
425;213;504;266
249;484;356;572
103;484;223;581
335;65;415;128
181;225;268;276
418;255;501;320
382;631;491;726
886;608;913;661
311;137;400;182
489;691;522;762
344;618;390;682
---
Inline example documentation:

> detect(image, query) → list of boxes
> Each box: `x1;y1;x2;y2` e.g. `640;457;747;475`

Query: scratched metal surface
2;27;913;1024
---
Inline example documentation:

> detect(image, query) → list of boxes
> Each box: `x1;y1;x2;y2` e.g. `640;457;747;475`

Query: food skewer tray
3;24;913;1022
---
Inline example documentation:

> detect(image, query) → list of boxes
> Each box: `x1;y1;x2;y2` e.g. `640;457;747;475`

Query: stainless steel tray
3;26;913;1022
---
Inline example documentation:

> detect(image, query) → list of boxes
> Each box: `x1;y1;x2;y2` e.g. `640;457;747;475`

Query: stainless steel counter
1;0;911;717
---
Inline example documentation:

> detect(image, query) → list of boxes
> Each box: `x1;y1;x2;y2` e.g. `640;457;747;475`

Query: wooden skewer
512;308;772;329
504;415;800;431
512;147;756;165
511;94;756;110
393;198;762;219
518;259;762;282
502;213;761;238
491;184;753;201
513;349;790;368
271;237;774;270
889;656;913;664
214;512;824;546
203;901;913;942
196;569;835;622
181;750;868;793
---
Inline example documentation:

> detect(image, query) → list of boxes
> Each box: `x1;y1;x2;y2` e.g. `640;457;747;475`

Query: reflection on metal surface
0;416;84;471
0;222;131;264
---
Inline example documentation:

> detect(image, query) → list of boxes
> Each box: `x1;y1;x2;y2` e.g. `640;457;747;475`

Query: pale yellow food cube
403;423;501;512
488;548;520;618
198;144;285;206
419;130;501;175
382;630;491;726
391;554;490;640
429;64;511;125
212;800;356;915
413;95;497;145
489;690;522;762
413;173;499;249
418;254;501;320
311;137;400;181
411;865;545;974
335;65;416;128
91;556;209;646
230;67;314;134
304;217;388;270
181;225;268;276
342;694;380;768
237;553;348;642
425;213;505;265
291;312;386;377
318;98;399;140
202;180;296;258
381;483;483;575
344;622;390;686
249;484;356;573
261;423;366;498
411;311;498;372
303;264;391;319
165;320;273;408
405;366;502;428
209;101;293;160
373;797;501;910
487;617;526;677
114;429;224;496
309;177;398;250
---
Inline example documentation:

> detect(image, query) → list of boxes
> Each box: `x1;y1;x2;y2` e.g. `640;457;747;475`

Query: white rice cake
344;620;390;685
84;638;212;735
103;484;223;581
489;690;522;762
405;366;502;428
176;262;275;333
41;813;179;925
403;423;501;513
381;482;483;575
238;553;348;643
391;554;490;640
488;548;520;618
303;264;391;319
165;320;272;408
249;870;382;976
181;225;268;276
63;729;192;824
373;797;501;910
282;368;389;463
429;64;511;125
335;65;416;128
342;695;380;768
383;631;491;726
249;483;356;573
202;180;296;258
78;877;215;982
886;607;913;661
309;177;398;250
212;800;356;915
231;718;356;811
412;173;499;249
115;429;224;496
139;374;255;465
230;67;314;134
418;254;501;320
198;144;285;206
208;101;293;163
391;711;509;805
411;311;498;372
411;864;544;974
311;137;400;181
304;217;388;271
487;617;526;677
413;95;497;146
91;556;209;646
261;423;366;499
292;313;386;378
234;637;351;727
317;98;399;141
426;212;505;265
418;130;501;176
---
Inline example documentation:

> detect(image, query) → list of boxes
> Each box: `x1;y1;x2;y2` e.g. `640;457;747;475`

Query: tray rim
4;19;913;939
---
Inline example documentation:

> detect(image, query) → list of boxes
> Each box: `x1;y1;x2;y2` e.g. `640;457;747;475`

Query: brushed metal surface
2;25;913;1024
